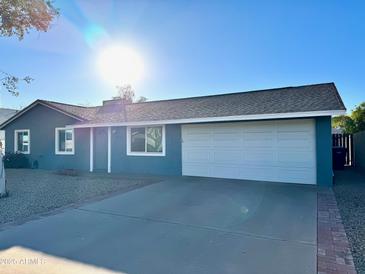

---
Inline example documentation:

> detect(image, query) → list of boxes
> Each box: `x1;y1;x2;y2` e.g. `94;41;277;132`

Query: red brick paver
317;189;357;274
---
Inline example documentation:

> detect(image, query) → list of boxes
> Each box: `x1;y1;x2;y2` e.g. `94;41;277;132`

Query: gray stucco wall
354;130;365;171
316;116;333;187
4;104;90;170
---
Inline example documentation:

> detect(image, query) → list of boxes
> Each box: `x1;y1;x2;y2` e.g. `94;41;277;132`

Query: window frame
126;125;166;157
14;129;30;154
55;127;75;155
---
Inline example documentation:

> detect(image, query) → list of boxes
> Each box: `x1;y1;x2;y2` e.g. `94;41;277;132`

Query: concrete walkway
0;177;317;274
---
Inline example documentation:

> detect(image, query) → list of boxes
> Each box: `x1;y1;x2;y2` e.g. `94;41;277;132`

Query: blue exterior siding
93;127;108;172
110;124;182;176
4;104;90;170
316;116;333;187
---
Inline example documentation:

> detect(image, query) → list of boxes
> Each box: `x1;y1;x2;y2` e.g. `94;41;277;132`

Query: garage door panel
276;168;316;184
239;166;278;181
277;133;314;149
245;140;274;149
277;151;315;168
245;131;274;140
244;120;274;129
182;141;211;149
183;128;210;143
277;130;312;139
244;132;275;148
182;163;211;177
182;149;211;162
213;150;243;164
243;150;275;164
212;138;243;148
182;119;316;184
184;127;210;136
211;125;242;132
183;136;210;147
277;142;314;150
211;128;243;146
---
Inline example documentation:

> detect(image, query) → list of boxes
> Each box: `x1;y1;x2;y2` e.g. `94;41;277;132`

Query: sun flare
97;45;144;86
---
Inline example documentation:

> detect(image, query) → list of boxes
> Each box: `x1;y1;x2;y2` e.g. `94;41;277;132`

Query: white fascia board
66;110;346;129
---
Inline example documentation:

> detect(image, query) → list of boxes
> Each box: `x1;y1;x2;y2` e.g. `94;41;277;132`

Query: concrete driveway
0;177;317;274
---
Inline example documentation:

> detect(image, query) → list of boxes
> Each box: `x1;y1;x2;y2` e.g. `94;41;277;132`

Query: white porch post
89;127;94;172
107;126;111;173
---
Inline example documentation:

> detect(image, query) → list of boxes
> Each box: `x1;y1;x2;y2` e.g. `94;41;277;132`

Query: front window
128;126;165;156
55;128;74;154
14;129;30;154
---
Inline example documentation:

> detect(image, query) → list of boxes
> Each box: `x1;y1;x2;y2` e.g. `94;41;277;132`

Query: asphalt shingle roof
40;101;100;121
34;82;347;125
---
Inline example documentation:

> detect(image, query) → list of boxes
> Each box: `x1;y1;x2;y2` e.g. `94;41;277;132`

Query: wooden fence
332;134;354;166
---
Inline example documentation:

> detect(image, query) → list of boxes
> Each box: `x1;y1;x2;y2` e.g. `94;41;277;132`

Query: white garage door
182;119;316;184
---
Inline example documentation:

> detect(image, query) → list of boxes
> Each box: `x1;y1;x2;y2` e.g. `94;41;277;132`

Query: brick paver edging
317;189;357;274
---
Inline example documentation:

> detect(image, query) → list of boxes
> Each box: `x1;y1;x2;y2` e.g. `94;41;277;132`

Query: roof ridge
0;107;17;111
40;100;98;109
130;82;335;105
38;83;335;108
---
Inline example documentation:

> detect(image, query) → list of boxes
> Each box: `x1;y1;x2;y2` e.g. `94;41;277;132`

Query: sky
0;0;364;111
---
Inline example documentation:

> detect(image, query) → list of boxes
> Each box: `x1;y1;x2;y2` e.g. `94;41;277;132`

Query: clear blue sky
0;0;364;111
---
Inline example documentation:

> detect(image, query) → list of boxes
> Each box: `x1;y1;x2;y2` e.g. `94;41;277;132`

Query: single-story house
0;83;346;186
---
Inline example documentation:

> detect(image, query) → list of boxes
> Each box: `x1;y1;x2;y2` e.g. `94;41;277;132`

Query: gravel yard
334;168;365;274
0;169;162;226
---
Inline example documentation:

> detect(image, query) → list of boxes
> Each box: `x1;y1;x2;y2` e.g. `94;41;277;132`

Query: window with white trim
14;129;30;154
55;128;74;154
127;126;165;156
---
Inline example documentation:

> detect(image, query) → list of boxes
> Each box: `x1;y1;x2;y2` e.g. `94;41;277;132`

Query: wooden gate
332;134;354;166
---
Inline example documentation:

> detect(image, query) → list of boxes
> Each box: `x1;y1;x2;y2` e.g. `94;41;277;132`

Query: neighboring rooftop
0;82;346;128
0;108;17;124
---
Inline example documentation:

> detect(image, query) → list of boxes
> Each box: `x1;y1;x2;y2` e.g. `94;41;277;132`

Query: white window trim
127;125;166;157
14;129;30;154
55;127;75;155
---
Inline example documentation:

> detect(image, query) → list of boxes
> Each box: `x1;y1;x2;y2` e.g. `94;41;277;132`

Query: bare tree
114;85;148;103
114;84;135;103
0;71;33;96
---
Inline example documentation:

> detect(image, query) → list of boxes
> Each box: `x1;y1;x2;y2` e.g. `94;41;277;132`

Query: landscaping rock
0;169;161;225
334;169;365;274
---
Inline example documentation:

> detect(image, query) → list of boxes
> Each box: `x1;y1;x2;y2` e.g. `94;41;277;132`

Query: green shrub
3;152;30;168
